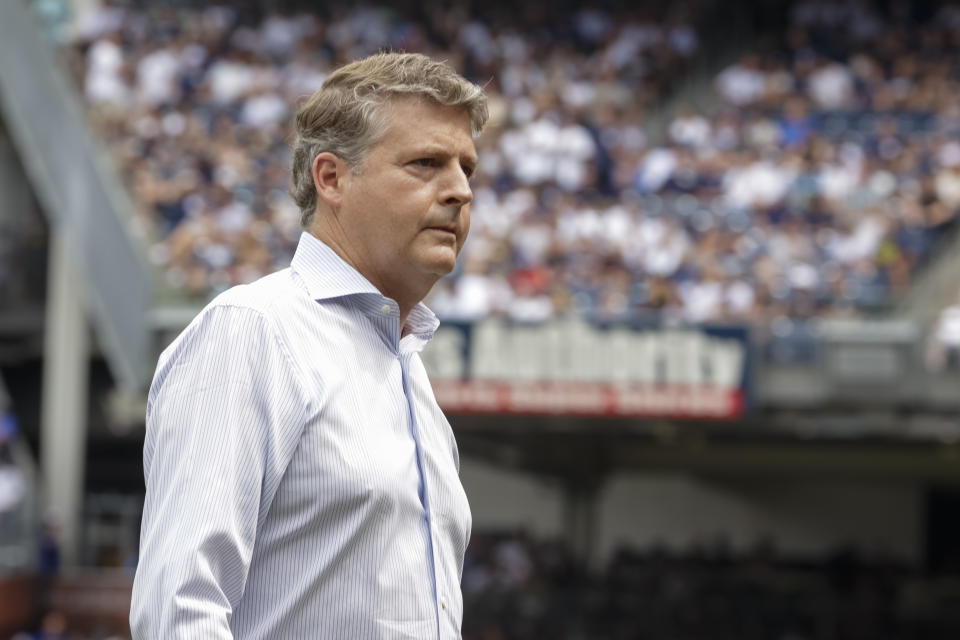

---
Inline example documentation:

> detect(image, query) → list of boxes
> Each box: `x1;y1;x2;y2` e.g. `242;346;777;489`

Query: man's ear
312;152;348;209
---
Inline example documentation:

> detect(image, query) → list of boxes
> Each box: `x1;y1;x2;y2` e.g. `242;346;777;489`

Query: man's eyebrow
409;145;478;165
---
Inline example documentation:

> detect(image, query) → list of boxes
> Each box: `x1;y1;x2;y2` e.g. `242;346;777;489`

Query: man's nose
440;165;473;207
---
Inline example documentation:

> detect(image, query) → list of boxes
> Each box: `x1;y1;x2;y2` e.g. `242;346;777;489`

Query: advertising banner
421;318;751;419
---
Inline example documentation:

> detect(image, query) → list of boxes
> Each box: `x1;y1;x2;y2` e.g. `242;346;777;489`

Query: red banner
432;379;745;419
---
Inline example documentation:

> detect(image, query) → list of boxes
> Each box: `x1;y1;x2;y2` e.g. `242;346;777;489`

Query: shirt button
441;598;447;610
380;304;391;315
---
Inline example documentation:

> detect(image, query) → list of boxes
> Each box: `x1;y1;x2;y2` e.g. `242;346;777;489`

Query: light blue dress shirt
130;232;472;639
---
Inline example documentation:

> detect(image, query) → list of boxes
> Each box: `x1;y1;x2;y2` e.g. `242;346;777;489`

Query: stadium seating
61;1;960;323
460;530;960;640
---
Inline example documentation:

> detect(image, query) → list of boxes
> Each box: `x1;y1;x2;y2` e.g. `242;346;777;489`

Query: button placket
398;352;444;631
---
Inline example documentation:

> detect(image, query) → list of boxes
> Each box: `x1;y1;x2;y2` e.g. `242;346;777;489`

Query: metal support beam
0;0;153;390
562;479;602;571
41;232;89;568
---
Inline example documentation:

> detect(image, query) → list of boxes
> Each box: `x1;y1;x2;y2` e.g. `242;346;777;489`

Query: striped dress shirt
130;231;472;639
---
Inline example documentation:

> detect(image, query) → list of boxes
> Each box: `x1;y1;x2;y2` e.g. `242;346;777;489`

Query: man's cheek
458;210;471;252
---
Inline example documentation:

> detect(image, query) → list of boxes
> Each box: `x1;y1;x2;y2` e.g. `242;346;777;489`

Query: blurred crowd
60;0;960;325
0;414;26;548
64;0;693;314
11;529;960;640
461;530;960;640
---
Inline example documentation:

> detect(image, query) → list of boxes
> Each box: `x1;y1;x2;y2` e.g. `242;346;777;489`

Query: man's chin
419;248;459;276
426;260;457;277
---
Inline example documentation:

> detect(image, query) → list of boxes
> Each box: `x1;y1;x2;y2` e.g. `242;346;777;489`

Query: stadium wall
460;458;565;538
596;474;922;565
461;457;923;566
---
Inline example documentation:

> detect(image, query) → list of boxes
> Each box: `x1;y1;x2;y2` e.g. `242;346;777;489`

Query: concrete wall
460;457;925;566
0;120;36;225
596;473;923;565
459;458;564;538
0;118;47;306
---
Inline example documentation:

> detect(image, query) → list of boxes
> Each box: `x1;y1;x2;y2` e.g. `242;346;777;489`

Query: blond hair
290;52;489;228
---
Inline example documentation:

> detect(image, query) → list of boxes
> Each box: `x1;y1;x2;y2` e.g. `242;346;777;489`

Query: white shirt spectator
643;227;689;277
511;224;553;265
819;161;859;201
435;273;513;322
600;205;633;250
85;38;130;106
562;81;597;109
241;91;288;128
670;112;712;148
808;62;854;109
938;141;960;167
217;202;254;236
927;298;960;369
935;168;960;207
724;161;795;209
934;304;960;348
828;214;885;264
208;59;257;103
681;279;724;322
716;62;765;105
636;148;677;192
0;465;25;513
789;262;819;290
508;293;554;323
137;47;181;106
744;116;781;149
726;280;756;314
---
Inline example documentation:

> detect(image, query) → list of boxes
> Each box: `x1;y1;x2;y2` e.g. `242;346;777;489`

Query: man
130;52;488;639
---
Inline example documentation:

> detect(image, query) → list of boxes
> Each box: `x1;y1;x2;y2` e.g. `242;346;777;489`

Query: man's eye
462;165;475;179
413;158;436;168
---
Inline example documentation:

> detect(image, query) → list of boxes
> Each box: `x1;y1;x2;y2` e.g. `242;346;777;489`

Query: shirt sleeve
130;304;312;639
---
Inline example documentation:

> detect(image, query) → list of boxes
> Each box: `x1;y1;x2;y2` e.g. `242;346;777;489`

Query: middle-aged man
130;52;488;639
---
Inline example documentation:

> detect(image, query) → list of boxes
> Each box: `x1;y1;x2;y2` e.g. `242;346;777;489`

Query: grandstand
1;0;960;637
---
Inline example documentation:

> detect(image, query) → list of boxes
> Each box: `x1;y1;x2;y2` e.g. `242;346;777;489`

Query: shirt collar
290;231;440;338
291;231;381;301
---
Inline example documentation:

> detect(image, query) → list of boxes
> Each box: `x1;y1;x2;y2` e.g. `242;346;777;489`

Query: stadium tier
60;0;960;323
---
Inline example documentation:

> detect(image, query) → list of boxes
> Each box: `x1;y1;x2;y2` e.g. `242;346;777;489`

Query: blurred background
2;0;960;637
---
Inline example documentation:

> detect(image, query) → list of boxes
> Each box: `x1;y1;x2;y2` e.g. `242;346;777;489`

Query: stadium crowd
12;529;960;639
64;0;700;317
460;530;960;640
62;1;960;325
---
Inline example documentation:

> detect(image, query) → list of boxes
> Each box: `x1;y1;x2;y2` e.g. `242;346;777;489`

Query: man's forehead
379;97;475;148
